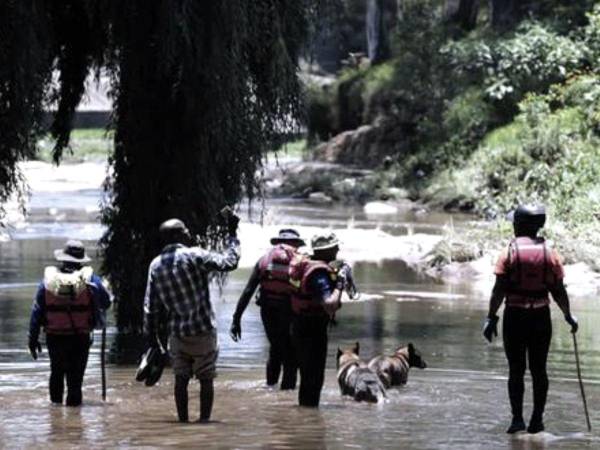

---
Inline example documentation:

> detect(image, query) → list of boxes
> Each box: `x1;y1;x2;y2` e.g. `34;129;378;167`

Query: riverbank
3;159;599;299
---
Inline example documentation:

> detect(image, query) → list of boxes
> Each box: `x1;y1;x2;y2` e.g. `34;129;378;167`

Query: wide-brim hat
54;239;91;263
270;228;305;246
311;232;340;251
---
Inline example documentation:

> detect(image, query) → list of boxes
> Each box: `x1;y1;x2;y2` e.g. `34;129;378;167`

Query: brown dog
367;343;427;388
337;342;386;403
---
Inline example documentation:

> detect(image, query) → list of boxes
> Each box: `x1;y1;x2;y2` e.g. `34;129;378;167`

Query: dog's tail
355;373;387;403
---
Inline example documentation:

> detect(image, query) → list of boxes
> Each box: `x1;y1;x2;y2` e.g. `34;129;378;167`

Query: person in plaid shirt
143;214;240;423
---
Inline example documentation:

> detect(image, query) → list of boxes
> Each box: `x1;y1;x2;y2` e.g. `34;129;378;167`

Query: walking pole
572;332;591;432
101;325;107;401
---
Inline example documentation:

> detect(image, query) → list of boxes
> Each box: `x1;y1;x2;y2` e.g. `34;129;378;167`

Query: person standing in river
230;229;305;390
289;232;350;407
143;214;240;423
483;204;578;434
28;240;112;406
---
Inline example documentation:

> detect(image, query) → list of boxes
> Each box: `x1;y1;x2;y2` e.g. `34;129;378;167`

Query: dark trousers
260;305;297;389
291;314;329;407
503;306;552;421
46;334;91;406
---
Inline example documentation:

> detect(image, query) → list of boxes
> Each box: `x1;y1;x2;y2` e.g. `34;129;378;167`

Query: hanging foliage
0;0;322;334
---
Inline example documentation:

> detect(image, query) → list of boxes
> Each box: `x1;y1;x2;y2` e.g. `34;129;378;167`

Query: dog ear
408;342;414;353
337;347;342;359
353;342;360;355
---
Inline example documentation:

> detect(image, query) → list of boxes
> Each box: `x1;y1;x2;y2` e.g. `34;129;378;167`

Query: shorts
169;330;219;380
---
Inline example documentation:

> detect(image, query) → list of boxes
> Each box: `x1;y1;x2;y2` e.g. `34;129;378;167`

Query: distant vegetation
306;1;600;262
36;129;113;163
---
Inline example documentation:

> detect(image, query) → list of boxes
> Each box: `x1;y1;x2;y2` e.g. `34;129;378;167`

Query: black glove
28;338;42;360
483;315;499;343
230;317;242;342
219;206;240;236
565;314;578;334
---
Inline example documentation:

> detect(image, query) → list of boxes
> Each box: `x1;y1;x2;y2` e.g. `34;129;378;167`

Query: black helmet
507;204;546;228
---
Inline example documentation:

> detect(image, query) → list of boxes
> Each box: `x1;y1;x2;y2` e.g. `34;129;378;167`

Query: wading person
483;204;578;434
143;214;240;423
230;229;305;390
28;240;111;406
289;233;350;407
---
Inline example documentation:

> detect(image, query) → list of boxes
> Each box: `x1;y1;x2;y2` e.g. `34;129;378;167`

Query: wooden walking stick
101;325;107;401
572;333;591;432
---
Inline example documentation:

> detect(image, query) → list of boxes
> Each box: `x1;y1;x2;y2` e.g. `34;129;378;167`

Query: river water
0;163;599;449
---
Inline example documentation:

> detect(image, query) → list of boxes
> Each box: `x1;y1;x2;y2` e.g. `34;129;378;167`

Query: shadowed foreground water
1;177;599;449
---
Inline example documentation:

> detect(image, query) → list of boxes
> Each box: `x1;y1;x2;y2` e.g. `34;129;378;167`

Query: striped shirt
143;237;240;338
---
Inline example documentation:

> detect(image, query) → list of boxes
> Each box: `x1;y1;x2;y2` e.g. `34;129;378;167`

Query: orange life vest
257;244;297;304
289;255;337;316
505;237;552;309
44;266;94;335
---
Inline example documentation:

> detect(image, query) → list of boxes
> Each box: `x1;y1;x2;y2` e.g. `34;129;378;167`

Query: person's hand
565;314;578;334
230;318;242;342
323;301;339;317
145;333;160;350
483;315;499;343
219;206;240;236
336;266;349;291
28;338;42;360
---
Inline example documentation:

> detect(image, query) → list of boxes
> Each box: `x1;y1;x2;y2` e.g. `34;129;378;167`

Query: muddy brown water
1;182;599;449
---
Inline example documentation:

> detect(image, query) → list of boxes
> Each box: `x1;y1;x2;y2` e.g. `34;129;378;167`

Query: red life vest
257;244;298;304
44;266;94;335
289;255;337;316
505;237;552;309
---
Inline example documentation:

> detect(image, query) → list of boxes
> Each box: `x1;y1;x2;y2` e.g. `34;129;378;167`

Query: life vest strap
46;304;92;313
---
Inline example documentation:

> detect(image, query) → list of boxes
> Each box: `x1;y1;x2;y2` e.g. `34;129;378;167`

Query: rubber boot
199;379;214;423
506;416;526;434
175;375;190;423
527;414;544;434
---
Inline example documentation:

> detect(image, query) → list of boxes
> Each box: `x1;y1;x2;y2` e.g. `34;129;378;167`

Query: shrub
445;22;586;116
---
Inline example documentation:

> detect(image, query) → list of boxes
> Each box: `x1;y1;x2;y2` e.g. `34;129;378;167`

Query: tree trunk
366;0;390;65
445;0;480;31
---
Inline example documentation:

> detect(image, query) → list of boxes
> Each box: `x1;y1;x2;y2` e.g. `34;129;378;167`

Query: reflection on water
1;183;599;448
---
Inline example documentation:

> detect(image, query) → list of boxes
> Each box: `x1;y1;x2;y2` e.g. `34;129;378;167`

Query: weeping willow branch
100;0;321;332
0;0;324;334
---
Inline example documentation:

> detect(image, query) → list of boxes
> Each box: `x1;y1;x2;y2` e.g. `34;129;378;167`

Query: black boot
175;375;190;423
506;416;526;434
527;415;544;434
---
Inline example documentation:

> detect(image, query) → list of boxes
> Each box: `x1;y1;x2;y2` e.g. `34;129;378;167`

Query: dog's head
336;342;360;368
407;343;427;369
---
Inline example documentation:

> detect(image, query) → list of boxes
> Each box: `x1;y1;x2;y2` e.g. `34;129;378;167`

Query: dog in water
336;342;386;403
368;343;427;388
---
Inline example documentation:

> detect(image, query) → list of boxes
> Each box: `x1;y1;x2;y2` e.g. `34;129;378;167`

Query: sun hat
54;240;91;264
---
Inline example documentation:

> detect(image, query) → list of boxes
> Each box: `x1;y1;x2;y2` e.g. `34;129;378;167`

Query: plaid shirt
143;237;240;338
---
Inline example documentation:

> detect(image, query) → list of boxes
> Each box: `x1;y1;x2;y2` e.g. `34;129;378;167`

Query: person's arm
550;280;578;333
310;271;343;317
233;263;260;321
28;284;45;359
487;275;507;319
195;237;241;272
29;283;45;342
483;272;507;343
548;248;578;333
143;267;163;346
230;262;260;341
90;274;112;310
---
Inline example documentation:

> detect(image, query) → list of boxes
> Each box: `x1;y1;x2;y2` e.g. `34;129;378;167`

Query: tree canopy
0;0;321;333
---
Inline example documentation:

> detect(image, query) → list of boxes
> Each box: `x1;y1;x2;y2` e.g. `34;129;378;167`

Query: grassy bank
36;128;113;163
304;2;600;268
